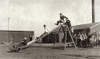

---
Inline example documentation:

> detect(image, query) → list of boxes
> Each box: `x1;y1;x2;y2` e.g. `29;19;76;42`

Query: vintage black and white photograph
0;0;100;59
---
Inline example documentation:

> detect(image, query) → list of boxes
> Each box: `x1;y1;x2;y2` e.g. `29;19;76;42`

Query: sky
0;0;99;37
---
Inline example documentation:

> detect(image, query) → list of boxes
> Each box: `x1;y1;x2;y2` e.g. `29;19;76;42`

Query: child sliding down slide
9;37;28;52
11;38;37;52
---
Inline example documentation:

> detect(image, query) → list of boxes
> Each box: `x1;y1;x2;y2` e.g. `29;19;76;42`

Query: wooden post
54;32;57;47
8;17;10;43
64;30;67;50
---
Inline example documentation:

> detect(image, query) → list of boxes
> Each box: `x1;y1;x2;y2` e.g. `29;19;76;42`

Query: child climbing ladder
55;13;77;49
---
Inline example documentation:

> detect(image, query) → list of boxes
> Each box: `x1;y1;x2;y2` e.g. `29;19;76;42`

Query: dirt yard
0;43;100;59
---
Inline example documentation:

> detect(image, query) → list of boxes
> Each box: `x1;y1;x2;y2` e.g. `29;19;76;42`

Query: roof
50;22;100;33
73;22;100;30
0;30;34;32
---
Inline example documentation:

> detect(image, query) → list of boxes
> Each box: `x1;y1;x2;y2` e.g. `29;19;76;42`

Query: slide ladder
63;24;77;50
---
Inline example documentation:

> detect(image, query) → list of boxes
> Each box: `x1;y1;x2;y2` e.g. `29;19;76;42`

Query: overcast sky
0;0;99;36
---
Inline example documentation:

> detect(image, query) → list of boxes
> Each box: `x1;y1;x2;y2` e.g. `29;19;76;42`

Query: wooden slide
26;25;61;46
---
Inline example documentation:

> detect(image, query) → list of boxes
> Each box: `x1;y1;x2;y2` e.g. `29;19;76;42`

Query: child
13;36;27;49
19;36;27;46
55;13;68;25
89;34;96;48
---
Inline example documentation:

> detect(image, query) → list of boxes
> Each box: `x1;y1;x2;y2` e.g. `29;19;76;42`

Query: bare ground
0;43;100;59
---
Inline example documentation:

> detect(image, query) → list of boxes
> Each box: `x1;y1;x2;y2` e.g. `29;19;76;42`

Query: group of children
73;32;97;48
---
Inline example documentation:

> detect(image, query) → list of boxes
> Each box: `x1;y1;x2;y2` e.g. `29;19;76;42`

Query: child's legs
56;20;64;25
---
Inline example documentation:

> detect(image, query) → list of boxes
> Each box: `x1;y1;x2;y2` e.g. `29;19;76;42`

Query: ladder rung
65;42;73;44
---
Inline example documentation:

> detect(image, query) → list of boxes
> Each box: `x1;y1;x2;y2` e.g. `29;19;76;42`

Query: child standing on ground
90;34;96;48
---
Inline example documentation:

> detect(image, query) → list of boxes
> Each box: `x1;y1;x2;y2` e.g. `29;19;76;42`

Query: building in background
73;22;100;39
0;30;34;43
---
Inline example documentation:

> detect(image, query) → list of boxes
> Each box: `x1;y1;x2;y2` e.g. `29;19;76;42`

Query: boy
13;36;27;49
55;13;68;25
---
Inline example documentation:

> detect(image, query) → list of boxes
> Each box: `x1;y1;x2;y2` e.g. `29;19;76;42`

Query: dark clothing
65;20;72;32
55;15;68;25
77;39;81;47
30;37;32;41
13;39;27;49
56;20;63;25
56;20;72;33
65;20;71;28
77;34;81;47
20;39;27;46
60;15;68;20
82;40;86;48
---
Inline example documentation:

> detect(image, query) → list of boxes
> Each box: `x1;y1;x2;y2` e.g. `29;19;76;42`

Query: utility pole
92;0;95;23
8;17;10;42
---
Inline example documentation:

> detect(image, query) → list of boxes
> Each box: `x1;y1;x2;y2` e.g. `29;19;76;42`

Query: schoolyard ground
0;43;100;59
